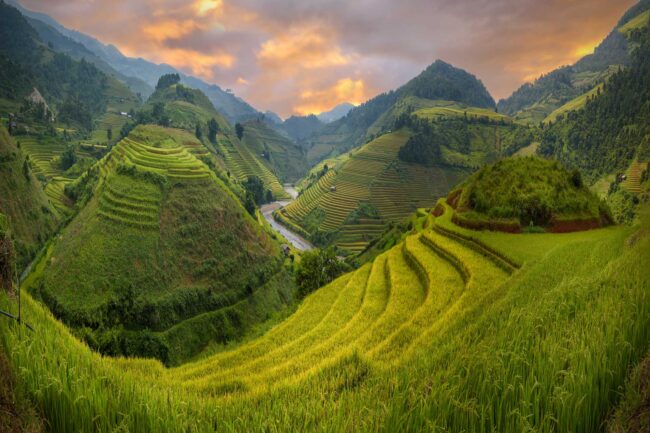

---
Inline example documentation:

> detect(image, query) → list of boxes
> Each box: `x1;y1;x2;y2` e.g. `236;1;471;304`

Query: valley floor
260;185;314;251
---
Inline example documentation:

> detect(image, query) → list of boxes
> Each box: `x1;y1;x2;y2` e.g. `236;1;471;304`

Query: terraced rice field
94;130;216;229
281;130;467;252
622;160;647;194
4;199;645;433
97;174;162;230
164;225;512;394
18;136;77;212
85;112;132;146
413;100;512;122
216;134;289;199
103;136;211;182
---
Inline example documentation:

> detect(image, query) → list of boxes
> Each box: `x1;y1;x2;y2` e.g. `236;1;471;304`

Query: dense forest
539;24;650;180
0;1;109;129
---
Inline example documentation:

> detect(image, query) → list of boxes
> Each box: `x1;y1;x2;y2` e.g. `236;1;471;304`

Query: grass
0;194;648;432
619;8;650;35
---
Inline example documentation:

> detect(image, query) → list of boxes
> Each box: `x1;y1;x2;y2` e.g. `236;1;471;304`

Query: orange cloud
195;0;223;17
293;78;366;115
163;48;234;78
142;19;200;43
257;25;350;70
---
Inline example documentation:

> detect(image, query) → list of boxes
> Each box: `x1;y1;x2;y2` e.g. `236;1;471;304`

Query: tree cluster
156;73;181;90
539;24;650;181
294;247;350;298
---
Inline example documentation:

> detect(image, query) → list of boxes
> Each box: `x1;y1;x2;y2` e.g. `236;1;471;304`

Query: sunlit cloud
17;0;637;116
195;0;222;16
142;19;200;42
257;25;350;70
294;78;366;116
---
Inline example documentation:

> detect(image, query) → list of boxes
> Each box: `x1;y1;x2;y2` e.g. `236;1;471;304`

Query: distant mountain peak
317;102;355;123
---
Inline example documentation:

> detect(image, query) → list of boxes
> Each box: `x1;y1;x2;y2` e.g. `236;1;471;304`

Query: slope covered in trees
7;0;262;124
539;21;650;181
497;0;650;123
446;157;611;232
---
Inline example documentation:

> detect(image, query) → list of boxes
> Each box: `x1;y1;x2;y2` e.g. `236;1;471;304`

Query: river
260;184;314;251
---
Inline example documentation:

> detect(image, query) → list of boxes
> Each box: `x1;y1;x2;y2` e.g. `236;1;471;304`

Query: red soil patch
548;218;602;233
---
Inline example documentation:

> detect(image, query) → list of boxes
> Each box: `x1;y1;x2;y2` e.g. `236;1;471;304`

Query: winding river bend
260;184;314;251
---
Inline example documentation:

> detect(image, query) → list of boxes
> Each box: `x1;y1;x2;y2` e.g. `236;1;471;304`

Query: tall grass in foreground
0;206;649;432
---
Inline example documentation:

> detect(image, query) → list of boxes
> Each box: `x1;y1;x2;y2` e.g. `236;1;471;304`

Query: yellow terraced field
622;160;647;194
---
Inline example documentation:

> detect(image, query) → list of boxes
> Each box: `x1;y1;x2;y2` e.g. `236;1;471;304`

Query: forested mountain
282;115;325;143
497;0;650;123
23;14;152;100
304;60;497;163
0;1;140;130
539;21;650;181
7;0;262;124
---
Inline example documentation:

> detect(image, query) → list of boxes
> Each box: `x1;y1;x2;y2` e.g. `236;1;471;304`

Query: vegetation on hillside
240;119;308;183
27;125;293;364
0;1;115;130
280;130;469;253
0;126;58;269
396;107;535;168
449;157;611;231
305;60;497;163
540;23;650;182
1;194;648;432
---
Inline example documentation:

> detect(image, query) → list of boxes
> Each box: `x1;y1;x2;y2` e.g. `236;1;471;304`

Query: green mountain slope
497;0;650;123
2;192;648;432
0;126;57;270
305;60;496;163
0;1;142;215
278;130;470;252
539;21;650;182
28;124;294;365
280;99;535;253
23;14;152;99
240;119;308;183
142;82;290;199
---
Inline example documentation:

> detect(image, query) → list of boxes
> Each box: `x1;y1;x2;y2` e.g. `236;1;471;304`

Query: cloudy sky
19;0;637;118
